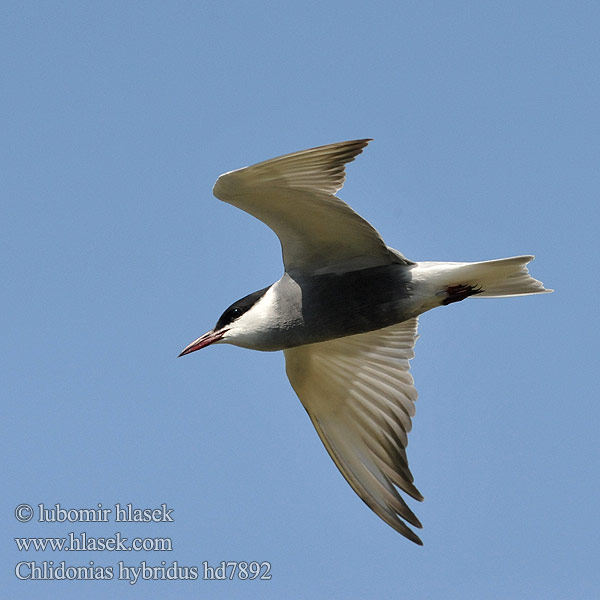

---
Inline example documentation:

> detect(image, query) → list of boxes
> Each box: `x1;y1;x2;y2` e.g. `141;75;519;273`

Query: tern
179;139;551;544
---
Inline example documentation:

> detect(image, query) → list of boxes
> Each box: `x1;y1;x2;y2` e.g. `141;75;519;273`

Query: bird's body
217;265;414;351
180;139;551;544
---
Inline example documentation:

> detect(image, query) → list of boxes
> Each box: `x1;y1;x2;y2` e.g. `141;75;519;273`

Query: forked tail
415;255;553;299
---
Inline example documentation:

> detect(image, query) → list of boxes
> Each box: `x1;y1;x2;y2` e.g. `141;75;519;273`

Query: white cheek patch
223;285;280;349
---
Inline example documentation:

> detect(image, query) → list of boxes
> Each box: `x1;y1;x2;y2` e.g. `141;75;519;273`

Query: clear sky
3;1;598;598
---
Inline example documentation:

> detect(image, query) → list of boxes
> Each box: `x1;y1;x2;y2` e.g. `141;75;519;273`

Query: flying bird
179;139;551;544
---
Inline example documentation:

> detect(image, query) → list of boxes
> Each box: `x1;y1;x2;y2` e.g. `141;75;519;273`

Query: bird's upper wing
284;318;424;544
212;140;411;275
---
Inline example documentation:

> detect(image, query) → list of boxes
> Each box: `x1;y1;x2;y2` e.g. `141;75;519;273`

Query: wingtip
399;523;424;546
346;137;373;149
212;138;375;200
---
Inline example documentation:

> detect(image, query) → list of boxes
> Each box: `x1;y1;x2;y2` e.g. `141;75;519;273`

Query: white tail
414;256;553;298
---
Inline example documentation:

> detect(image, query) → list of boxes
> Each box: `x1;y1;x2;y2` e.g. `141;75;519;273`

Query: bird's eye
215;304;247;330
224;306;244;324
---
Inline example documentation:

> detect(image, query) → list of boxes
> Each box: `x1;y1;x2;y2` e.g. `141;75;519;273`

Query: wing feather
215;139;371;195
284;318;424;544
212;140;412;274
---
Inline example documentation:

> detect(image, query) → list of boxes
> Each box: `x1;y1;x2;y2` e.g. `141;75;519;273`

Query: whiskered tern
179;139;551;544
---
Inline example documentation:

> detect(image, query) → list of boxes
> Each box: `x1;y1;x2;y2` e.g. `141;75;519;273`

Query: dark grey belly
282;265;415;347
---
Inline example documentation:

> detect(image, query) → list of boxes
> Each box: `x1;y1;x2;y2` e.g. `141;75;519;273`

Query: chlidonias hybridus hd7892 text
180;139;552;544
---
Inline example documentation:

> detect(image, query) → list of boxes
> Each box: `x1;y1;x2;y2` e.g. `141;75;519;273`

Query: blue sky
2;1;598;598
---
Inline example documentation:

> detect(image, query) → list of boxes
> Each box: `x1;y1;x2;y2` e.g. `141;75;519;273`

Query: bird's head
178;285;273;356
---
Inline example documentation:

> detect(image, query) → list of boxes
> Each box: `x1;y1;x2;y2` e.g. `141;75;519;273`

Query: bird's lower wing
284;318;424;544
212;140;412;275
